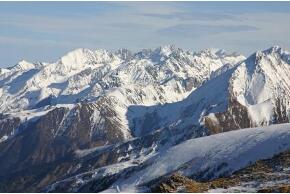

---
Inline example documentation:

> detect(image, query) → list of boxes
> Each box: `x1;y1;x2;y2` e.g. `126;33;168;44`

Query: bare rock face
151;173;209;193
204;96;252;134
0;114;21;141
273;98;290;124
204;95;290;135
0;107;69;176
0;100;132;192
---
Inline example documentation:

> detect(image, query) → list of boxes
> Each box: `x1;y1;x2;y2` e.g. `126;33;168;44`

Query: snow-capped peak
267;45;282;53
115;48;133;61
8;60;36;71
58;48;116;67
255;45;290;58
0;67;10;75
0;46;246;113
156;44;176;57
126;45;290;138
228;46;290;125
196;48;238;59
59;48;91;66
248;45;290;67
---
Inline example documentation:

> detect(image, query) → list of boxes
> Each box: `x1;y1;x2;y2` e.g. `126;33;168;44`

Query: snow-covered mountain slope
0;46;246;192
129;46;290;136
206;46;290;131
0;45;244;113
1;45;290;193
46;123;290;192
230;46;290;124
0;45;244;143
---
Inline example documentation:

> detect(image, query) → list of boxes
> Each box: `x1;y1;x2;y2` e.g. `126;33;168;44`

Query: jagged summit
8;60;36;71
250;45;289;60
196;48;240;58
155;44;177;57
128;46;290;136
0;67;10;75
58;48;119;67
3;45;244;71
264;45;283;53
1;45;288;140
58;48;94;66
114;48;133;61
0;46;244;113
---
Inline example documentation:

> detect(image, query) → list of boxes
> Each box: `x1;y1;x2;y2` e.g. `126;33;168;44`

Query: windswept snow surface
106;123;290;192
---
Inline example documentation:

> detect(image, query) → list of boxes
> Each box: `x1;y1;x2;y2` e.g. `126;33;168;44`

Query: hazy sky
1;2;290;67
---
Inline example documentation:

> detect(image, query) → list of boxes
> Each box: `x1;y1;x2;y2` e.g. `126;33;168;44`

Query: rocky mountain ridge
130;46;290;136
0;45;290;192
0;45;245;143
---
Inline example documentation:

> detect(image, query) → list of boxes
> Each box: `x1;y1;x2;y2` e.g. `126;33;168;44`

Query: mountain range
0;45;289;192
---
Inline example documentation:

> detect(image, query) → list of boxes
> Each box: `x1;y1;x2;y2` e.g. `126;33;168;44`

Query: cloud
107;22;152;29
0;35;99;48
158;24;259;38
141;12;240;22
0;2;290;67
0;13;99;32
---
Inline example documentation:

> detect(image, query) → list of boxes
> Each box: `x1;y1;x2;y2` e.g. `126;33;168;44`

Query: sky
1;1;290;67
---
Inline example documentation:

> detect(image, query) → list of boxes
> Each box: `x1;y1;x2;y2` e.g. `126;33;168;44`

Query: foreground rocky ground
151;149;290;193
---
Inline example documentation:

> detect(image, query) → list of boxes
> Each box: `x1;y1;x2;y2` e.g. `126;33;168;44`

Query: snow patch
75;145;111;158
0;135;8;143
247;99;274;125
